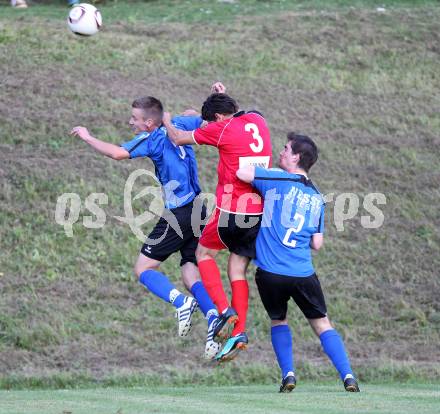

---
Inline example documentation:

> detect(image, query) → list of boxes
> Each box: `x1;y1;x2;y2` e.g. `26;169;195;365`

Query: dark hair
132;96;163;125
201;93;239;122
287;132;318;172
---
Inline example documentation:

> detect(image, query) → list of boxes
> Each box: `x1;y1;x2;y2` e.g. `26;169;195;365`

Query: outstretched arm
70;126;129;160
180;82;226;117
162;112;196;145
236;166;256;183
163;81;226;145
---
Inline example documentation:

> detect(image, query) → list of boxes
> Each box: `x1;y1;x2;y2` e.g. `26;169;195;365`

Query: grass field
1;383;439;414
1;0;440;387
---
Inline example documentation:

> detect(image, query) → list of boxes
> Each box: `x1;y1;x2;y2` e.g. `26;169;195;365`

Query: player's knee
181;262;199;290
195;245;204;260
181;277;194;292
134;263;155;279
309;316;333;336
195;245;211;262
320;317;333;331
271;319;288;327
228;254;249;278
228;273;246;282
133;265;143;280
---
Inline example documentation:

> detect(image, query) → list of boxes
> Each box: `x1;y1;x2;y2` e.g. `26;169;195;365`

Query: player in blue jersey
237;132;360;392
70;96;220;359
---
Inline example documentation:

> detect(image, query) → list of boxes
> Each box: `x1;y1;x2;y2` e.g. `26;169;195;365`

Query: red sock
231;279;249;336
198;258;229;313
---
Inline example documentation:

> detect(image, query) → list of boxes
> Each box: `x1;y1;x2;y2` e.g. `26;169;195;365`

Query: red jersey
193;111;272;214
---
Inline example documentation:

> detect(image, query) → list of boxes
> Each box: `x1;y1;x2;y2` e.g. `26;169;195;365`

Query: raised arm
236;166;256;183
211;81;226;94
162;112;196;145
70;126;129;160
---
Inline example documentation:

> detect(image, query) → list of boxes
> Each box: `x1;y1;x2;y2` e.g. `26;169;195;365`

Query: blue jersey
252;167;325;277
121;116;202;209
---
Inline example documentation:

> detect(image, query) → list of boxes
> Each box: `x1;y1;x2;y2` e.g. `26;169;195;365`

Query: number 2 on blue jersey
282;213;305;248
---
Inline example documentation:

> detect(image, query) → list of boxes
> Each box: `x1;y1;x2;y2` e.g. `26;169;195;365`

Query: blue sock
190;281;218;325
139;270;185;308
320;329;353;380
271;325;294;378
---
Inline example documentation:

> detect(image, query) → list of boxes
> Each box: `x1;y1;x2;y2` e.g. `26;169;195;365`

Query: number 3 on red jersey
245;123;264;153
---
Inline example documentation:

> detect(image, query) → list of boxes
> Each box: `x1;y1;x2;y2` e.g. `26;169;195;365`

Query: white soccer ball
67;3;102;36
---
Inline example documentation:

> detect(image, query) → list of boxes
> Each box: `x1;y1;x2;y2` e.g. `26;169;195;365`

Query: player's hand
162;112;172;125
211;81;226;94
181;108;199;116
70;126;92;141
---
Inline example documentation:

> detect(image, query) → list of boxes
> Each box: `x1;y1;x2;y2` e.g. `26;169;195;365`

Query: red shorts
199;208;228;251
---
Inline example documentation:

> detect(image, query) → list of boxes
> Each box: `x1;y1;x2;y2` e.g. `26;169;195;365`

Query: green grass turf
1;0;440;383
2;1;439;24
0;383;439;414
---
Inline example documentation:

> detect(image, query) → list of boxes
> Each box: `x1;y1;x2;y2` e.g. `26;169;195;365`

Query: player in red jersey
163;84;272;361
